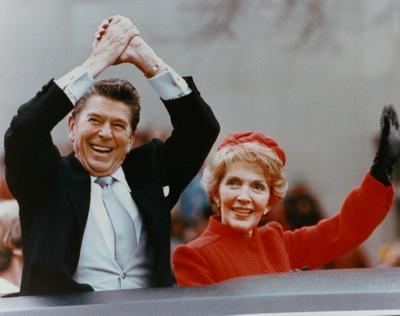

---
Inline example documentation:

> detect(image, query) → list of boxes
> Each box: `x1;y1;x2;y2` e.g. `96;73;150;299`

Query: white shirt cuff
147;66;192;100
55;67;94;105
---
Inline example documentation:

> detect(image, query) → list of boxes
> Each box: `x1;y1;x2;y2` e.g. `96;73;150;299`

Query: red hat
217;131;286;166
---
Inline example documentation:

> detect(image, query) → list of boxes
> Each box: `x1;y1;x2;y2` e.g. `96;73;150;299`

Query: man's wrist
142;58;168;78
144;63;161;78
80;54;110;79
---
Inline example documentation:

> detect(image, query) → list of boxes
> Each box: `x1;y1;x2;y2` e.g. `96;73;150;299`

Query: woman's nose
237;187;251;203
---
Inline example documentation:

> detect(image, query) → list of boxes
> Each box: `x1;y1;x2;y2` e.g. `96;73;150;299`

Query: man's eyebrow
86;112;101;117
86;112;128;123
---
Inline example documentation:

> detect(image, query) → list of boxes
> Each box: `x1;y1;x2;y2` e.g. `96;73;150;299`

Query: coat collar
207;215;259;239
63;153;91;234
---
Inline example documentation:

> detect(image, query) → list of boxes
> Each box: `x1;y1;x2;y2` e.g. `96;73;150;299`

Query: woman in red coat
173;105;400;286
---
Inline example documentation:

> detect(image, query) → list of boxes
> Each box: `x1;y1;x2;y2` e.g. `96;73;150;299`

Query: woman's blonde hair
201;142;288;214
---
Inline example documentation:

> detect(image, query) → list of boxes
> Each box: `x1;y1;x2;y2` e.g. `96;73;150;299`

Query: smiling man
4;16;219;296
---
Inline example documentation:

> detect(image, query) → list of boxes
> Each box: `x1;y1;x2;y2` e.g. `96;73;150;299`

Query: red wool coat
173;172;394;286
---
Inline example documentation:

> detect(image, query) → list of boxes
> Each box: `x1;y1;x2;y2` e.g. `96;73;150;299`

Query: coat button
121;273;127;279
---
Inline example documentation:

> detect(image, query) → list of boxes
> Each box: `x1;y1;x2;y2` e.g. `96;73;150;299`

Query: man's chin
84;162;116;177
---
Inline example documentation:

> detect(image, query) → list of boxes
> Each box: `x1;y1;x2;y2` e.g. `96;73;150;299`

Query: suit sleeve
283;172;394;270
172;244;215;286
159;77;220;207
4;80;73;210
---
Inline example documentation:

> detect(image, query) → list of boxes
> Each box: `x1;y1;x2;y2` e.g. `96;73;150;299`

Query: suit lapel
63;153;92;236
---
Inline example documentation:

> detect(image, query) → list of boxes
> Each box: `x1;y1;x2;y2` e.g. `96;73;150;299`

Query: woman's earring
214;197;220;209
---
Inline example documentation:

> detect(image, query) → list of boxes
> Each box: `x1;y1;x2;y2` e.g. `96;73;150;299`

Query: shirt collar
90;167;131;192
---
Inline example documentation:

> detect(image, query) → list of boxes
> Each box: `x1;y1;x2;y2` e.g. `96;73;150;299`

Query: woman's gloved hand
370;105;400;186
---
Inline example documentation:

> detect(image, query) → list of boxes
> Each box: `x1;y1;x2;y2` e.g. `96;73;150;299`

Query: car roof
1;267;400;315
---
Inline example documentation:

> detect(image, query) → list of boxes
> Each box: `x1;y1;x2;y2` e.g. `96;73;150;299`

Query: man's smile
91;144;113;153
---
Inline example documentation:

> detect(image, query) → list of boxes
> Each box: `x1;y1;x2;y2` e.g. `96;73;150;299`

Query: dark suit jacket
4;77;219;296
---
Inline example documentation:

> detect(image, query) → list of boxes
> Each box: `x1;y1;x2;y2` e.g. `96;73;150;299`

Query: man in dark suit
4;16;219;296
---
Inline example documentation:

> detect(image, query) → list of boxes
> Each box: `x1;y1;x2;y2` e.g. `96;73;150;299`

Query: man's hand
81;15;138;78
119;36;167;77
94;18;166;78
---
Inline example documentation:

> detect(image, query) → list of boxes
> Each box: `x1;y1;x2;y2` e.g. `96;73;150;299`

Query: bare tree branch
182;0;243;39
181;0;400;53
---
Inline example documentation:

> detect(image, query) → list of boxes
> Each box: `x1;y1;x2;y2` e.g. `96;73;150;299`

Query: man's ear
68;116;76;142
127;131;136;153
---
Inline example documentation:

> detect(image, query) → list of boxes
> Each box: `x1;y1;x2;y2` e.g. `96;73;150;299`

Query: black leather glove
370;105;400;186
